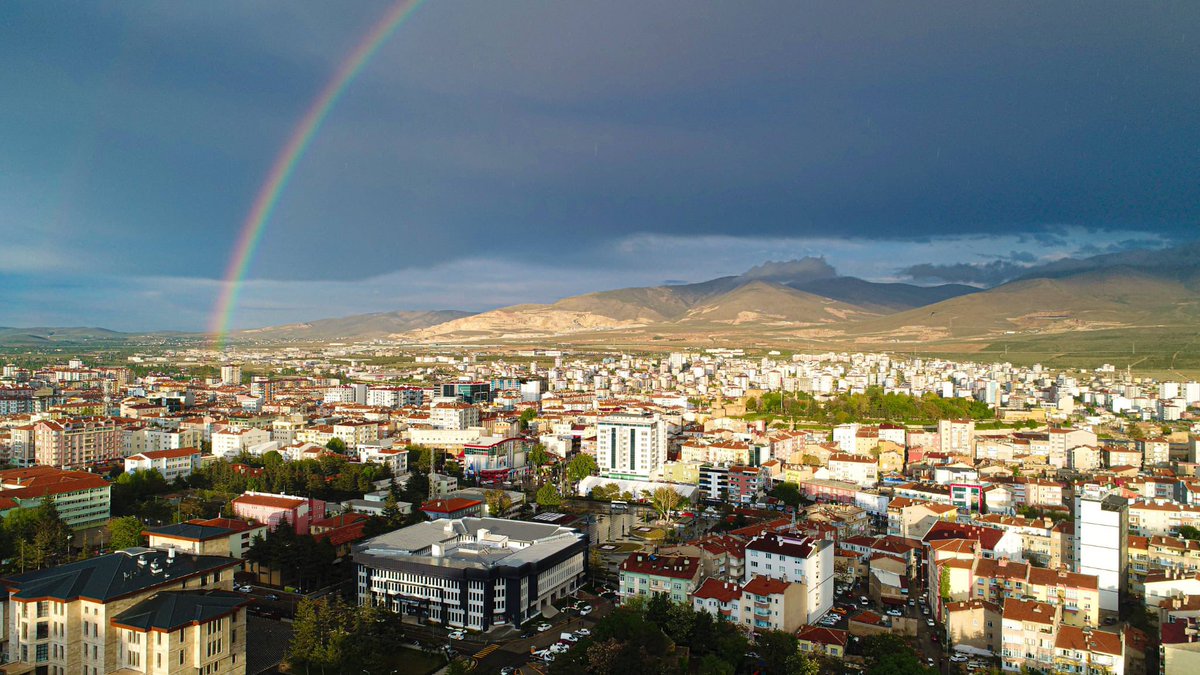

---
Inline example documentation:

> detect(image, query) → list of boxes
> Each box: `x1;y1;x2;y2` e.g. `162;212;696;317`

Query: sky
1;1;1197;331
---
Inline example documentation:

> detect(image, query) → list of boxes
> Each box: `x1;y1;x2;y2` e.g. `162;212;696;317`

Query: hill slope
234;310;473;341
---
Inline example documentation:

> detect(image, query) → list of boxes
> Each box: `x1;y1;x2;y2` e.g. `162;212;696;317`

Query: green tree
529;443;552;473
325;437;347;454
518;407;538;431
755;629;800;675
769;481;803;509
591;482;622;501
650;486;686;522
484;489;513;516
566;453;599;484
536;484;563;507
1180;525;1200;541
107;516;146;550
940;565;951;601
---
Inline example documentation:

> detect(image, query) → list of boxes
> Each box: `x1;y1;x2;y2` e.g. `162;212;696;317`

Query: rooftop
2;548;238;603
111;590;247;632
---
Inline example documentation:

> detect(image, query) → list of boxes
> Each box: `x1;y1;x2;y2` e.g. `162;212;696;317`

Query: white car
950;655;969;663
886;609;902;617
561;632;578;642
536;622;552;632
448;630;466;640
579;605;592;615
236;585;253;593
926;619;935;627
549;642;569;654
576;628;591;636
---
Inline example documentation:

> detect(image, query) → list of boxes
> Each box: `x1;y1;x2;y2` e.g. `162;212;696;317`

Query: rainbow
209;0;425;351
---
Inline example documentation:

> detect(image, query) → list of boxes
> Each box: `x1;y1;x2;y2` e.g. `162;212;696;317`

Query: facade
739;575;807;634
619;553;701;604
1000;597;1059;672
354;517;586;630
461;437;527;483
124;447;203;482
211;428;271;460
938;419;975;457
439;382;492;404
596;414;668;482
366;386;425;408
430;402;481;430
145;518;266;559
744;533;834;624
230;492;325;535
698;465;730;502
34;419;122;468
828;453;879;488
1075;490;1129;613
0;466;111;529
220;363;242;385
421;498;483;520
1;547;244;675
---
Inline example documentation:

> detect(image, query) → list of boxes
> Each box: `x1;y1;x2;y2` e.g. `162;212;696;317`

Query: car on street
579;605;592;615
501;668;516;675
926;619;935;627
236;585;253;593
264;594;279;601
930;633;939;644
886;609;902;617
561;632;578;642
448;630;466;640
576;628;591;636
536;622;552;632
926;657;936;667
950;655;968;662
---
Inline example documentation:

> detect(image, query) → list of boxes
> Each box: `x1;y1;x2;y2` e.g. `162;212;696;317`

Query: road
470;592;615;674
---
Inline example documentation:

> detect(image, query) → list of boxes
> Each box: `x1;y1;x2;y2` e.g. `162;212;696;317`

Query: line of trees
746;387;994;424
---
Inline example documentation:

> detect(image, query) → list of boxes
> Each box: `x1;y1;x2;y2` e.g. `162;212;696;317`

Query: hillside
234;310;473;341
833;267;1200;344
0;326;128;346
788;277;977;312
406;280;876;341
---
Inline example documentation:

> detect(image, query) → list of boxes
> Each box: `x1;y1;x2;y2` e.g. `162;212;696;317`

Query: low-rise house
692;577;741;623
795;625;848;658
145;518;265;559
945;599;1001;657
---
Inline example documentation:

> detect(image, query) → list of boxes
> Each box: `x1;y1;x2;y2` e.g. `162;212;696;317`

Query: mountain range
7;245;1200;360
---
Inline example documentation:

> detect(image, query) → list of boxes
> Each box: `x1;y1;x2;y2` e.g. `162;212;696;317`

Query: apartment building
945;599;1002;656
461;437;527;483
596;414;668;481
1053;625;1125;675
681;440;752;466
620;553;701;604
230;492;326;535
1075;491;1129;613
355;517;586;631
366;386;424;408
727;465;765;504
124;447;202;482
1000;598;1060;672
145;518;266;559
430;402;481;430
887;498;957;539
34;419;122;468
1128;534;1200;594
828;453;878;488
1128;499;1200;537
0;466;111;529
698;465;731;502
744;533;833;623
938;419;975;457
691;577;742;622
210;427;270;460
975;514;1063;567
739;575;807;633
1;547;244;675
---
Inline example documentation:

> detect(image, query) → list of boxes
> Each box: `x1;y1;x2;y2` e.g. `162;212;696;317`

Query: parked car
950;654;969;662
561;632;578;642
886;609;902;617
576;628;591;636
926;619;935;627
579;605;592;615
448;630;466;640
264;594;280;601
536;622;552;632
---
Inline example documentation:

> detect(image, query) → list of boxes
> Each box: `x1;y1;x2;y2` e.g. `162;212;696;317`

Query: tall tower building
1074;487;1128;614
220;363;242;386
596;413;667;481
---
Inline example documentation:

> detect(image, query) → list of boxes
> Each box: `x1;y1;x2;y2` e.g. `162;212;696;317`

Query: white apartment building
938;419;975;457
743;533;834;624
430;402;481;430
596;413;668;481
1074;489;1128;613
220;363;242;386
211;427;271;459
367;386;424;408
827;453;879;488
125;447;203;482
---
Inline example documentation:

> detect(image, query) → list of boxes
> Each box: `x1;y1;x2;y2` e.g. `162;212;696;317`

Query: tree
566;453;599;484
939;565;951;600
650;486;685;522
769;482;802;509
108;516;146;550
325;437;347;454
536;484;563;508
518;407;538;431
755;629;800;675
591;482;621;501
262;450;284;467
484;489;513;516
1180;525;1200;541
528;444;552;478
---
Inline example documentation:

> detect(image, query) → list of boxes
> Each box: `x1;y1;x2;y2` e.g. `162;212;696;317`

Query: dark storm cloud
899;260;1030;286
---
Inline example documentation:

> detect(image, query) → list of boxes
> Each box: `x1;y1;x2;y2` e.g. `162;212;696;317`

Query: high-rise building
596;413;668;481
220;363;242;386
938;419;975;457
1074;488;1128;613
439;381;492;404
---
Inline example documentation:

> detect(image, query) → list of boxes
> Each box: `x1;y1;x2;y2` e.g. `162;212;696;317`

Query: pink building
231;491;326;535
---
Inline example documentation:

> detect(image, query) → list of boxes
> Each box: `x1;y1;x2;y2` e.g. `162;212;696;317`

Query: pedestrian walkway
474;644;500;660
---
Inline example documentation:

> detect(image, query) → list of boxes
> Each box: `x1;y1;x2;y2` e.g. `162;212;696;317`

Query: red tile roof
692;577;741;603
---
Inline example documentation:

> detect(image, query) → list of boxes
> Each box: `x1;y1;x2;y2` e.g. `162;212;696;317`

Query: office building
596;414;668;481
